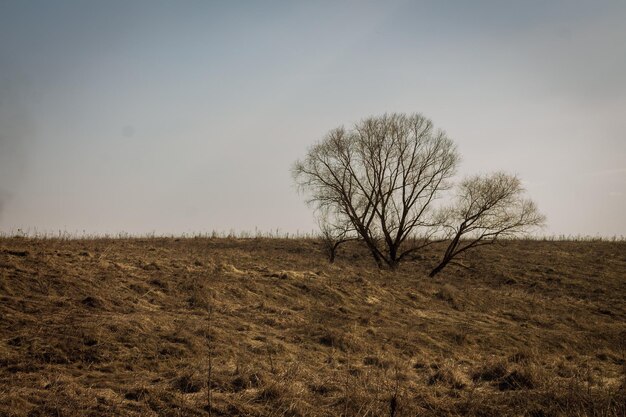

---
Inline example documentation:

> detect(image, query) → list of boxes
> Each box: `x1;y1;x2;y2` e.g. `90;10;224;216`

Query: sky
0;0;624;237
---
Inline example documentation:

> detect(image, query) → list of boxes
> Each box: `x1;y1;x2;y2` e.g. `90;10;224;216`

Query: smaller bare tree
429;172;545;277
317;208;357;263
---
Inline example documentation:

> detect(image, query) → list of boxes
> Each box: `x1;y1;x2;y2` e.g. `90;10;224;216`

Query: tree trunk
372;253;384;269
369;248;384;269
388;245;399;270
429;259;449;277
360;236;384;269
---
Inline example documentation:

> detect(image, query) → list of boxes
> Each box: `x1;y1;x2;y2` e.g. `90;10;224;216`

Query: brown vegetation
1;237;625;416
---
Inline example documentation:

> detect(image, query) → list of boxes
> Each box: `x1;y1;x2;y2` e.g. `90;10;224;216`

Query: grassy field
1;237;625;416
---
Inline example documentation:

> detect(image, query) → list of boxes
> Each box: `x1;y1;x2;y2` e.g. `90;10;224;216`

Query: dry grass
0;237;625;416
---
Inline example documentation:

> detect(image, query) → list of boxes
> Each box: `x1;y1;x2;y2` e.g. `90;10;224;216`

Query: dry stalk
206;295;213;417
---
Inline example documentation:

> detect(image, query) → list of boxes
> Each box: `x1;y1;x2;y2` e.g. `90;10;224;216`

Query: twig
207;300;213;416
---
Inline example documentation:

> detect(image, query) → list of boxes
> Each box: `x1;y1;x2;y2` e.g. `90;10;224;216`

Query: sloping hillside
1;238;625;416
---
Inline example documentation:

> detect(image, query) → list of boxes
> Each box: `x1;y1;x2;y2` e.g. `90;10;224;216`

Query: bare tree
293;113;459;269
429;172;545;277
317;208;357;263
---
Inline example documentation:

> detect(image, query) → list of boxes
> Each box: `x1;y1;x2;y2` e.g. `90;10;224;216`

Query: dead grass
0;237;625;416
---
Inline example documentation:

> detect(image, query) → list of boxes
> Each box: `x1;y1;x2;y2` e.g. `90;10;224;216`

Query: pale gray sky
1;1;624;236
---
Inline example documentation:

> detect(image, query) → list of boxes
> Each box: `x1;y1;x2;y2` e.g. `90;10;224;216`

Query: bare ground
0;237;625;416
